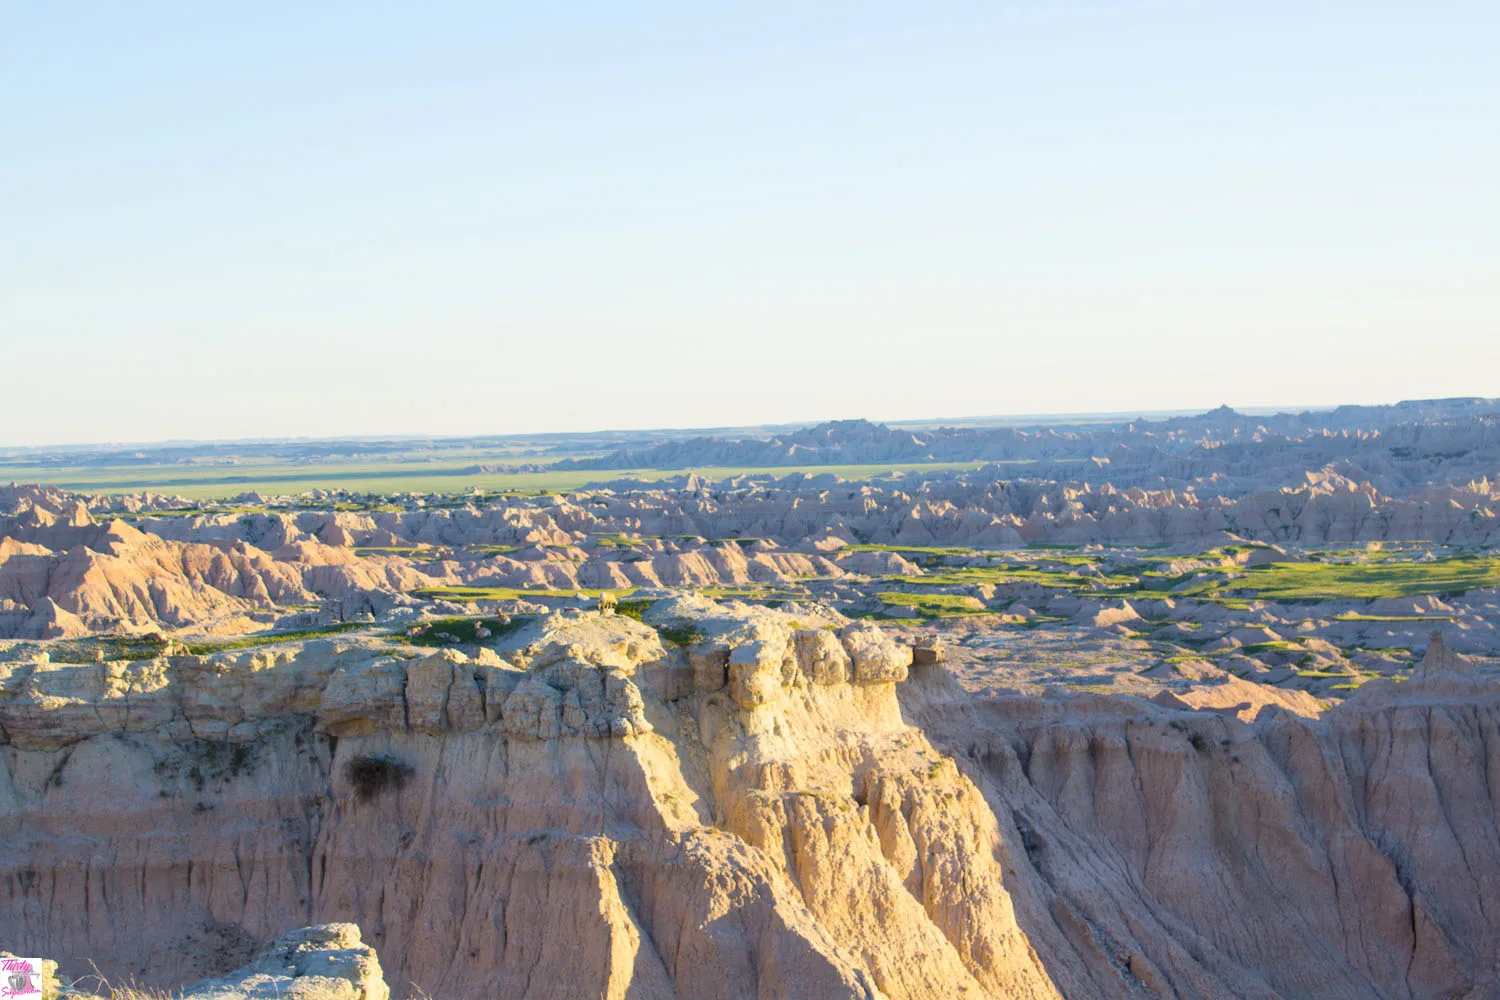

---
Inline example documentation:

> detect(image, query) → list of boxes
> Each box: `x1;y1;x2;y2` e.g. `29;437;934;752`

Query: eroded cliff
2;599;1497;999
0;598;1057;999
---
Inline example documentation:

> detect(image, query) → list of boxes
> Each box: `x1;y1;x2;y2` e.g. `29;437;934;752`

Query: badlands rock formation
8;469;1499;639
7;401;1500;617
81;471;1500;555
2;402;1498;998
0;600;1059;999
0;487;430;638
177;924;388;1000
900;653;1500;1000
4;598;1500;999
5;474;1499;671
562;402;1500;495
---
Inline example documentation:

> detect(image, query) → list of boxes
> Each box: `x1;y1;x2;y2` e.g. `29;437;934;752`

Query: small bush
47;632;171;665
657;620;706;646
615;599;652;622
1169;721;1211;754
346;753;414;803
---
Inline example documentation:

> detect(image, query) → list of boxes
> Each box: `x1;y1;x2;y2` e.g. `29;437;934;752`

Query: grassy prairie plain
2;458;992;499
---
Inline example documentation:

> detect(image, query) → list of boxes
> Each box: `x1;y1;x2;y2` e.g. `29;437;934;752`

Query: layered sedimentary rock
0;600;1058;999
5;458;1500;639
0;490;425;638
4;598;1500;999
103;476;1500;552
902;657;1500;1000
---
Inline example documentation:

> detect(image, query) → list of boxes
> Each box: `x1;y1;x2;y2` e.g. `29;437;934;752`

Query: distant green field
861;545;1500;612
846;543;980;558
3;459;994;499
415;585;638;601
1223;557;1500;601
877;591;987;617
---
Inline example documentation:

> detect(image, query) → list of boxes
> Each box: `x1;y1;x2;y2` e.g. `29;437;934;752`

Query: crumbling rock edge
3;597;1499;999
179;924;388;1000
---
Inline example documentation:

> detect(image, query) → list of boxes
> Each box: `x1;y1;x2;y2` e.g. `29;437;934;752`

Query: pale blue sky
2;2;1496;446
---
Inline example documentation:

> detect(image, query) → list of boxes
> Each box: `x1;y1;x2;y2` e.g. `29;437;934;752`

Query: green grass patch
44;632;173;664
846;543;978;558
895;564;1137;590
10;458;999;500
1241;641;1299;654
469;544;523;557
405;616;530;645
593;534;648;549
1222;555;1500;602
182;621;367;655
614;598;652;621
1029;553;1104;567
877;591;988;618
1162;652;1214;665
656;621;707;646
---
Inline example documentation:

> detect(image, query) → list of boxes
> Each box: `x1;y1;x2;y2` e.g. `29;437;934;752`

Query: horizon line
3;395;1496;453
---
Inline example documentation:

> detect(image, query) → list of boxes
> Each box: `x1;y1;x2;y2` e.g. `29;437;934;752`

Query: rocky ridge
4;599;1500;998
174;924;387;1000
0;599;1059;998
5;471;1499;639
560;404;1500;495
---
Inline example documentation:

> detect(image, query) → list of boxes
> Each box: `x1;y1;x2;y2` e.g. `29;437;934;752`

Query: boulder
794;628;852;685
181;924;387;1000
838;623;912;684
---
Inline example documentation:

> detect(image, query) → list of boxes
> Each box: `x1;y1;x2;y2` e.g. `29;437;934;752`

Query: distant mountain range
556;399;1500;475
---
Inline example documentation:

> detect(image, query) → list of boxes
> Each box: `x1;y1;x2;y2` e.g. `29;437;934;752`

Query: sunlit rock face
0;601;1054;999
6;593;1500;999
